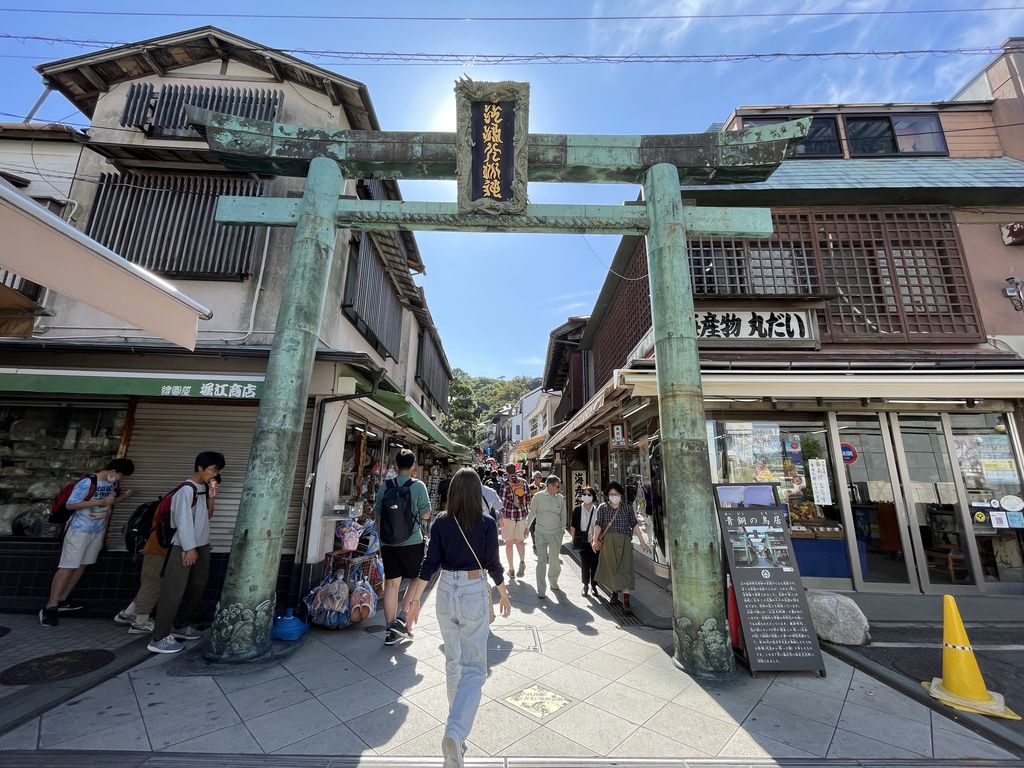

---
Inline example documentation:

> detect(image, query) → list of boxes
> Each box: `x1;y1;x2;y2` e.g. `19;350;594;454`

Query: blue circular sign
841;443;858;464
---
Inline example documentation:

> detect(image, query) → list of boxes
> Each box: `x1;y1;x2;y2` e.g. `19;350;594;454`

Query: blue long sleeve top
418;513;504;586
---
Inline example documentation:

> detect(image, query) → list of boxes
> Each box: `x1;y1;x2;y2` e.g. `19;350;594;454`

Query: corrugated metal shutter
107;401;312;554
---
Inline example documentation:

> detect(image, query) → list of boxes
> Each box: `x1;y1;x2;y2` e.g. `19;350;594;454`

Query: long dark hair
447;467;483;533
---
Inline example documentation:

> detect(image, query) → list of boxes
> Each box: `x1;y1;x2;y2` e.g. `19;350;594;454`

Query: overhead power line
0;33;1016;66
0;5;1023;23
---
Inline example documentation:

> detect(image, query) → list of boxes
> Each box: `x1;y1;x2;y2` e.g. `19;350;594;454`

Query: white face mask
581;495;593;503
608;494;622;505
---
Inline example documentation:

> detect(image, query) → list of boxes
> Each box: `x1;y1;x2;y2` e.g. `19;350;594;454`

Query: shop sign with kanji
693;308;818;349
455;79;530;214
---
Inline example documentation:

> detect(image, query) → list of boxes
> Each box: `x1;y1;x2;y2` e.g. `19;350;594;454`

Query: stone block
806;589;870;646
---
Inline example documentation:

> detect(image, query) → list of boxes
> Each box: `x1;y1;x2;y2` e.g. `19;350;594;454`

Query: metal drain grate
0;649;115;685
604;603;644;627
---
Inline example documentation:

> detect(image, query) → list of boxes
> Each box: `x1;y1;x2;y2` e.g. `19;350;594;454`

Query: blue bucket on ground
271;608;309;641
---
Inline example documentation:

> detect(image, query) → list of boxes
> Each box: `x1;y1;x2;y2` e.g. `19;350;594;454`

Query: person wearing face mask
569;485;600;597
593;481;650;615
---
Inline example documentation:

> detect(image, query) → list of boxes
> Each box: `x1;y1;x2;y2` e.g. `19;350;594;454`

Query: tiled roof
680;156;1024;205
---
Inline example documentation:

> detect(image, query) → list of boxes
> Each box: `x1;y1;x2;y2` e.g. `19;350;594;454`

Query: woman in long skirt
594;481;650;615
405;468;512;767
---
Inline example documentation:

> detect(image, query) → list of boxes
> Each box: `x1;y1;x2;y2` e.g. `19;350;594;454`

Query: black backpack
123;499;159;557
380;478;416;545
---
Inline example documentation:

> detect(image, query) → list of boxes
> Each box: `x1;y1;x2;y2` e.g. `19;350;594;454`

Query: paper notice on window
809;459;832;506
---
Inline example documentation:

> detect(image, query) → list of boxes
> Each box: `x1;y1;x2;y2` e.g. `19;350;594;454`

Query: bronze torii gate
187;86;807;676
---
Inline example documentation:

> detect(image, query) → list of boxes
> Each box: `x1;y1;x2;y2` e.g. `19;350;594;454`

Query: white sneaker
147;636;185;654
128;619;154;635
171;626;202;641
441;736;464;768
113;609;134;625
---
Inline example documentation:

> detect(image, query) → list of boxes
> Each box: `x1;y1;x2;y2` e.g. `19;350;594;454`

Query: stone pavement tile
721;728;818;759
291;652;370;696
49;715;152;752
536;627;573;643
773;664;851;701
348;644;418;677
0;685;26;703
844;670;932;724
499;725;598;757
742;702;834;757
536;663;610;700
133;674;240;750
40;673;141;747
482;665;533;700
506;609;556;629
246;697;340;753
382;723;445;757
836;700;932;757
376;660;447;698
499;650;565;680
619;661;695;702
560;626;618;650
213;663;291;694
759;680;846;726
600;634;667;662
536;636;592;664
278;637;348;674
572;648;641;681
608;729;705;759
163;723;263;754
672;683;757;725
932;725;1017;759
461;699;541;754
826;728;929;759
318;677;401;723
932;709;984;738
645;701;740;756
0;717;38;750
227;673;312;720
345;699;441;753
585;680;671;726
402;682;482;724
547;700;637;755
272;722;372;756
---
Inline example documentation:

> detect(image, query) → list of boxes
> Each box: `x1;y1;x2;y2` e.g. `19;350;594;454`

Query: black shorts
381;542;426;580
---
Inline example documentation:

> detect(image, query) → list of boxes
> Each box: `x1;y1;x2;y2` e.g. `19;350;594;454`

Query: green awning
370;386;466;457
0;367;264;399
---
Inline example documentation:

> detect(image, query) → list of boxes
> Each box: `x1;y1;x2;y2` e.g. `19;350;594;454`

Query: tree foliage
442;368;542;449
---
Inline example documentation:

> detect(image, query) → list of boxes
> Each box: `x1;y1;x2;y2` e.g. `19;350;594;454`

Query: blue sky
0;1;1016;377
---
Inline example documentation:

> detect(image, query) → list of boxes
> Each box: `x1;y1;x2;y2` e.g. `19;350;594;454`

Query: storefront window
707;417;850;579
0;402;128;539
951;413;1024;584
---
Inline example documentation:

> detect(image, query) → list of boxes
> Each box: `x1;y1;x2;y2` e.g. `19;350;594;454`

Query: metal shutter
107;401;312;554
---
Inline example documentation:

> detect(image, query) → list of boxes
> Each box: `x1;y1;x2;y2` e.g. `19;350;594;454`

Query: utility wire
0;5;1023;23
0;33;1018;66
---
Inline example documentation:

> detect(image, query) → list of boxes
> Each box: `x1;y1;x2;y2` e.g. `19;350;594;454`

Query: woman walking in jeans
405;468;511;767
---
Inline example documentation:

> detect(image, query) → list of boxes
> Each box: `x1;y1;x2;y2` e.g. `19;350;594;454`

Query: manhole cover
505;685;572;719
0;649;115;685
0;627;9;639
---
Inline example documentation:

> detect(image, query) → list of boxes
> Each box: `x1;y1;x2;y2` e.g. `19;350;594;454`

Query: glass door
834;414;916;589
889;413;981;592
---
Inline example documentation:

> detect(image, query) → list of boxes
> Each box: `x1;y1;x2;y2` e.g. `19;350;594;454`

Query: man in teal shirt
374;449;431;645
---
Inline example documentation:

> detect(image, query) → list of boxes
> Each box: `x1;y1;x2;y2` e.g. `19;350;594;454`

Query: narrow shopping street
0;535;1016;764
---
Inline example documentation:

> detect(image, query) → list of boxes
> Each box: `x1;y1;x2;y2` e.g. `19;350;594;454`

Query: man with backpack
147;451;224;654
40;458;136;627
374;449;431;646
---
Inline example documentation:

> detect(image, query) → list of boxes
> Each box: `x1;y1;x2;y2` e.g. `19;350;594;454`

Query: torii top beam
187;106;809;185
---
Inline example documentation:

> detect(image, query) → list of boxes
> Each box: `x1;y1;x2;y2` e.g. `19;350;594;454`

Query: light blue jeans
435;569;490;747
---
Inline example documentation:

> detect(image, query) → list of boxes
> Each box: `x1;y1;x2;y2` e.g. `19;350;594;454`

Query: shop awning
540;381;621;457
510;434;546;460
0;367;264;399
0;282;47;338
370;387;467;457
0;179;212;350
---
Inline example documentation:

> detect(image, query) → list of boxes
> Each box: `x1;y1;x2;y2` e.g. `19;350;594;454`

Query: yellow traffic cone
922;594;1020;720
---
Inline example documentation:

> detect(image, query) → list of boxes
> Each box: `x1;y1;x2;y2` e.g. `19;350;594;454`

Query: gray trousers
534;530;563;595
153;545;210;641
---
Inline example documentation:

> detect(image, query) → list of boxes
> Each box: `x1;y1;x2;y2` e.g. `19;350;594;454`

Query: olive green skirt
595;531;635;592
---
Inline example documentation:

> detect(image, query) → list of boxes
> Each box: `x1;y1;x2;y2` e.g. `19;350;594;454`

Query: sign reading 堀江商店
694;308;818;348
455;79;529;214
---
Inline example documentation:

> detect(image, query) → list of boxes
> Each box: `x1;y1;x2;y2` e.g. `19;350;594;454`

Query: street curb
0;636;152;739
824;641;1024;758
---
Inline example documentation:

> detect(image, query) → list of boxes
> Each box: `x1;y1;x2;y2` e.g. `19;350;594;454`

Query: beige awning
0;179;212;350
0;282;45;338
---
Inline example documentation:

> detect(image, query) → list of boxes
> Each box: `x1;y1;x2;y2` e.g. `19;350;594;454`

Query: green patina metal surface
187;106;808;185
192;96;808;672
205;157;345;663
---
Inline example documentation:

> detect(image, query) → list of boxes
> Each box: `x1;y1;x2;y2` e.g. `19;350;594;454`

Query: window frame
844;113;949;158
740;115;844;159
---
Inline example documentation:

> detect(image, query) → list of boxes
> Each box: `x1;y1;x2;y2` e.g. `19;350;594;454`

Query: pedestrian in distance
593;481;650;615
40;458;136;627
116;473;220;636
499;463;532;579
404;468;511;768
376;449;432;646
524;475;567;599
570;485;601;597
148;452;224;654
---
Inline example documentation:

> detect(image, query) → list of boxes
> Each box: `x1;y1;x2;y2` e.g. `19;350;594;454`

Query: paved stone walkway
0;538;1017;760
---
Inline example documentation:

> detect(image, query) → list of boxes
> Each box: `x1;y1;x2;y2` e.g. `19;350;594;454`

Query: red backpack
50;475;97;527
151;481;200;549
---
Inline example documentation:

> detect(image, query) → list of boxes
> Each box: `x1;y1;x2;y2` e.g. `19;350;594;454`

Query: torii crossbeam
188;98;808;676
